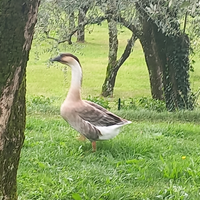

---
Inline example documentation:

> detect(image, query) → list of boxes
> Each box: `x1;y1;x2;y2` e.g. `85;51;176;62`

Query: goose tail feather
97;121;131;140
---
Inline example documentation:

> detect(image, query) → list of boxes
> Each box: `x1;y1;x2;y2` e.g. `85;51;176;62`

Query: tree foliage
35;0;105;48
35;0;200;110
134;0;198;110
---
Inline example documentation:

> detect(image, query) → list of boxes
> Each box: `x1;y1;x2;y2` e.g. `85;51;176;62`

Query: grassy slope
26;23;150;103
18;111;200;200
18;23;200;199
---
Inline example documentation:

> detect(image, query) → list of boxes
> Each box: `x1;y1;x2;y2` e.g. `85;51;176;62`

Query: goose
51;53;131;151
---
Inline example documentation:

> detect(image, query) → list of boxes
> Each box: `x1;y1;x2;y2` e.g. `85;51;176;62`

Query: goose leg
92;141;96;152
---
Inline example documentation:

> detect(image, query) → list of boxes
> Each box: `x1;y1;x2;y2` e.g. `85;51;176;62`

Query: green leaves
145;3;157;15
86;95;110;109
164;34;193;111
180;1;191;8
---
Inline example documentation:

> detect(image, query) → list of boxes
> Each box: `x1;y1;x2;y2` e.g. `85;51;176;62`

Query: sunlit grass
18;107;200;199
27;22;200;104
27;23;150;103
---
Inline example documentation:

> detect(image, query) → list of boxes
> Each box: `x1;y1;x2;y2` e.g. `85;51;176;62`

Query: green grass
27;22;200;103
18;109;200;199
18;23;200;199
27;23;150;103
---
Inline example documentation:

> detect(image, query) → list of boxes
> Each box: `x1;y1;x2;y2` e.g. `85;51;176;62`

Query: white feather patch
96;121;131;140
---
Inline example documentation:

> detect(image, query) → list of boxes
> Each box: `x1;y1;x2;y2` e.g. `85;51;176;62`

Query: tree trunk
101;15;118;97
120;14;164;101
101;32;136;97
136;1;193;110
138;9;193;110
69;11;75;33
157;33;193;111
139;19;164;100
102;0;136;97
77;6;89;43
67;10;75;45
0;1;40;199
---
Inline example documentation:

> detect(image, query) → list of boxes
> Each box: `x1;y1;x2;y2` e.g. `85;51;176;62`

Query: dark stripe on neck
60;53;80;64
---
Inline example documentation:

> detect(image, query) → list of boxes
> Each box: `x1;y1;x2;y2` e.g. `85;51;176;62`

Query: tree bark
101;0;136;97
69;11;75;33
77;6;89;43
139;19;164;100
137;6;193;110
0;1;40;199
157;33;193;110
101;33;136;97
67;11;75;45
101;16;118;97
119;15;164;100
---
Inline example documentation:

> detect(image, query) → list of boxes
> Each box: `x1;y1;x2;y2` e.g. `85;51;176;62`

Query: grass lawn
26;23;150;102
17;23;200;199
18;109;200;200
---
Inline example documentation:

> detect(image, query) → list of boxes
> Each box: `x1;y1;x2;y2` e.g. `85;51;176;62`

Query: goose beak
50;55;61;62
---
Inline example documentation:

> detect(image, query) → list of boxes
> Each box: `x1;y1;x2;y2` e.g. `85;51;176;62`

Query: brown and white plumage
51;53;131;151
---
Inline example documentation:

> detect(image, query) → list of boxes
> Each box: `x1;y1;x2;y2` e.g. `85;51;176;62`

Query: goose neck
67;61;82;101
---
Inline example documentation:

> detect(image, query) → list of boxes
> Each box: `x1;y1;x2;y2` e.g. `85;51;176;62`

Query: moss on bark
0;0;40;199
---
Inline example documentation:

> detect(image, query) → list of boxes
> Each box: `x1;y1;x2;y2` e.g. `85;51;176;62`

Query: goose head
51;53;81;68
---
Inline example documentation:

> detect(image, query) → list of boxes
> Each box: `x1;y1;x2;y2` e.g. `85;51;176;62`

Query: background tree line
36;0;200;111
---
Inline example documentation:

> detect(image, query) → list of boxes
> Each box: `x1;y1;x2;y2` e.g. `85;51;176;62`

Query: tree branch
43;16;108;45
119;17;142;38
44;30;59;42
183;11;188;34
114;33;137;74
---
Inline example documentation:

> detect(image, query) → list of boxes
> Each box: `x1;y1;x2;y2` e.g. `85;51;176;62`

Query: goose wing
76;100;126;127
61;100;130;141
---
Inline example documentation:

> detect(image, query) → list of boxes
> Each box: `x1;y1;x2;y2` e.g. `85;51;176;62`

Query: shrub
86;95;110;109
26;95;58;114
117;97;167;112
138;97;166;112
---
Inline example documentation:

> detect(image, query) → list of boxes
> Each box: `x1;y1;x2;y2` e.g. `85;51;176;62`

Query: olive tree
101;0;137;97
35;0;136;97
118;0;199;110
134;0;199;110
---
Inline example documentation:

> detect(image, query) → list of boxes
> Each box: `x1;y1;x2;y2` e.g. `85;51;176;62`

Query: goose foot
92;141;96;152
